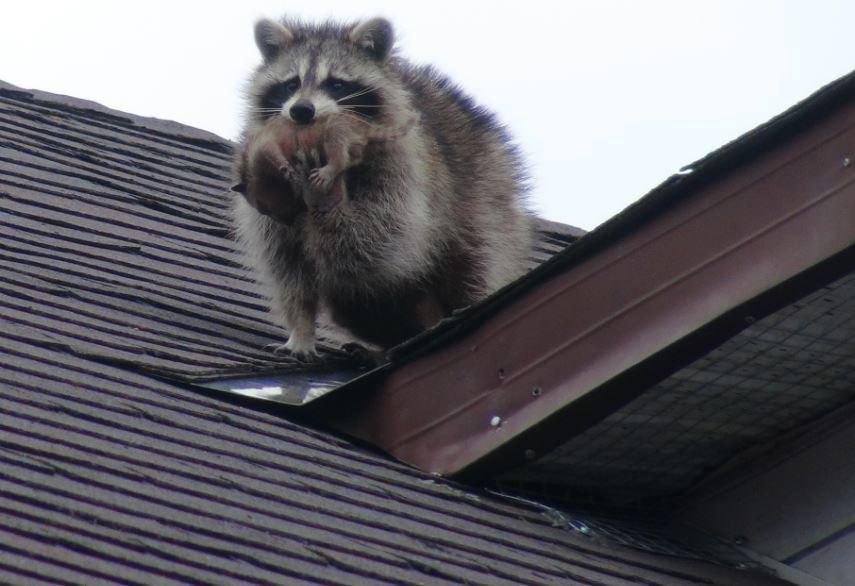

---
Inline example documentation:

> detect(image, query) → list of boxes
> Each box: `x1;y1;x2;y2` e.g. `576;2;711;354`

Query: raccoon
232;16;533;358
234;112;415;217
232;118;305;223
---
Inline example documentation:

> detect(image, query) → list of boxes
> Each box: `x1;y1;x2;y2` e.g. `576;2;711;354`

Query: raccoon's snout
290;100;315;124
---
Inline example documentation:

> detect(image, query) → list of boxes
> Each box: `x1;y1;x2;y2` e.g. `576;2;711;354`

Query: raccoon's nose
290;100;315;124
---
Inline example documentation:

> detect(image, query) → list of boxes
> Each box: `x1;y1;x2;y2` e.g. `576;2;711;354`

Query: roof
0;80;792;585
307;68;855;501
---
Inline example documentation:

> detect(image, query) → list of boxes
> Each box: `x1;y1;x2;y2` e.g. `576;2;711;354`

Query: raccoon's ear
349;18;394;61
254;19;294;62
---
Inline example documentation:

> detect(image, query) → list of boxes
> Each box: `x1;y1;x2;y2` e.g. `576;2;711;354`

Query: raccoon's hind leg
265;271;320;360
260;141;297;182
308;148;344;191
308;136;365;191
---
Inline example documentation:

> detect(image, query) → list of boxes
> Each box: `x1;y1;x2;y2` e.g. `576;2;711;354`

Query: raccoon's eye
259;77;301;114
322;77;353;99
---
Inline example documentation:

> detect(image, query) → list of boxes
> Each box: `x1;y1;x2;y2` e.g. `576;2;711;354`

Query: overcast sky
3;1;854;229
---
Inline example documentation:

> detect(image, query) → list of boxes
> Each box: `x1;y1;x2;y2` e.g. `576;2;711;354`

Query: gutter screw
844;157;852;167
490;416;502;427
531;385;542;397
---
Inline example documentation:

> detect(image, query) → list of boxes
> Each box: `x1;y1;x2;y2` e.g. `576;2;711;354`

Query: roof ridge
0;79;231;154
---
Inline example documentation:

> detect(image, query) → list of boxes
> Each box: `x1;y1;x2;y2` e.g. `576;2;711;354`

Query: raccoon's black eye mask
322;77;381;118
259;77;301;114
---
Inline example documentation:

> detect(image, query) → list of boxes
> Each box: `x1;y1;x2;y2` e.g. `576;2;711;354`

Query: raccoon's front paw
309;166;335;190
265;336;319;362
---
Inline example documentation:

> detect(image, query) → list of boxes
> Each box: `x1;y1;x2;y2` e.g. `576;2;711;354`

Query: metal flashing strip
199;366;371;406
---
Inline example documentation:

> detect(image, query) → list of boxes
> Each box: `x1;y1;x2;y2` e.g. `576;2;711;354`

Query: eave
308;69;855;480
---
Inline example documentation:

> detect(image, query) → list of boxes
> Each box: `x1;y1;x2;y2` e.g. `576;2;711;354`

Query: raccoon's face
248;17;396;128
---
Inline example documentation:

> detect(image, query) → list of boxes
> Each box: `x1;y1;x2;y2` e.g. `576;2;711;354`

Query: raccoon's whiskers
336;86;379;102
335;85;381;103
249;108;286;114
338;110;372;126
340;107;373;122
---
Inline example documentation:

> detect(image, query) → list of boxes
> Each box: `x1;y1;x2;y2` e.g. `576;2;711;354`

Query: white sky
3;1;854;229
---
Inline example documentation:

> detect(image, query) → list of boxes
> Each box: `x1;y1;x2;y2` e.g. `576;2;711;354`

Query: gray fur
232;16;533;357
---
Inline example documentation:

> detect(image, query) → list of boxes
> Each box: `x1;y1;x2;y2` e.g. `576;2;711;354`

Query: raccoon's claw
309;167;334;190
265;339;320;362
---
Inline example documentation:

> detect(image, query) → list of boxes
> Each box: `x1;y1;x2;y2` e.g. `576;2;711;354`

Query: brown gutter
312;78;855;478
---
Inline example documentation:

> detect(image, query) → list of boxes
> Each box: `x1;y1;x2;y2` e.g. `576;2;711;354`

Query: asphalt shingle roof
0;80;788;585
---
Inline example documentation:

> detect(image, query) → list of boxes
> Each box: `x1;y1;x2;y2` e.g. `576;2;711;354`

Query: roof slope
0;81;788;585
0;77;577;381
